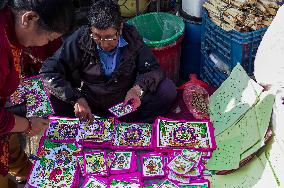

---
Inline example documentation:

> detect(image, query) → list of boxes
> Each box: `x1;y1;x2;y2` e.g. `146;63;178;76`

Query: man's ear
21;11;39;27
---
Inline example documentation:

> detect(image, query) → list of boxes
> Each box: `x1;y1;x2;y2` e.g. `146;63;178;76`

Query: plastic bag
181;74;210;120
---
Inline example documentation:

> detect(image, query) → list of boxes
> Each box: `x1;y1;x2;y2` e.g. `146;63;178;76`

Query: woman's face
15;11;62;47
19;29;61;47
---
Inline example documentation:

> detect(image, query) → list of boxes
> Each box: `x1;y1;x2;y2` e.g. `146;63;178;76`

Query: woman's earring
23;22;28;26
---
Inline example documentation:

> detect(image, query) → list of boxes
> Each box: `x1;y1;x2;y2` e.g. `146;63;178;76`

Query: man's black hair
88;0;122;30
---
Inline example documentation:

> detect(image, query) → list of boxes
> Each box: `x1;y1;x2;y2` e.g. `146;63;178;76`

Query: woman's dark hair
0;0;8;9
88;0;122;30
3;0;74;34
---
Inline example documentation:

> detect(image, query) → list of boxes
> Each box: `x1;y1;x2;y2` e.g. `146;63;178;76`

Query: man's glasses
90;32;119;42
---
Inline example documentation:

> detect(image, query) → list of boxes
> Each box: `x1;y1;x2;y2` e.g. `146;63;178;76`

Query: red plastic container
151;35;184;83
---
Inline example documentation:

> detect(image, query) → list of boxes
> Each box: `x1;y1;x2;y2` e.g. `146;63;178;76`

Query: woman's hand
28;117;50;136
74;97;93;121
124;85;143;109
12;116;49;136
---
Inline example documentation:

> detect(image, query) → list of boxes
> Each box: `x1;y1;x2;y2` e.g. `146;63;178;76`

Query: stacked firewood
203;0;282;32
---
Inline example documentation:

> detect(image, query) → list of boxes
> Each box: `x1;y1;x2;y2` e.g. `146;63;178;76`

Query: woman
0;0;74;187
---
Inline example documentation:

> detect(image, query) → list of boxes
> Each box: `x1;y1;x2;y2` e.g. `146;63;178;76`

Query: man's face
90;27;120;52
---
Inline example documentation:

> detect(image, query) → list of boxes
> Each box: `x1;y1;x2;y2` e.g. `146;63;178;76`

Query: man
40;0;177;123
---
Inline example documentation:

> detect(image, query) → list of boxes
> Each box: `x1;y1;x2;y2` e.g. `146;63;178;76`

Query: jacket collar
96;36;128;55
77;26;97;56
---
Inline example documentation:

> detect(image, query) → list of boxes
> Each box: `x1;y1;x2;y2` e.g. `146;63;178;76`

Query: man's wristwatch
139;88;144;98
136;85;144;98
133;85;144;98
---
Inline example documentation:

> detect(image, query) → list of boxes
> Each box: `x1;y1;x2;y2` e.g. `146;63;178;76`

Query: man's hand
74;98;93;121
124;85;143;109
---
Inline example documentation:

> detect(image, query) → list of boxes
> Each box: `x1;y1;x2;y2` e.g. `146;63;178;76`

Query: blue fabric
97;37;128;76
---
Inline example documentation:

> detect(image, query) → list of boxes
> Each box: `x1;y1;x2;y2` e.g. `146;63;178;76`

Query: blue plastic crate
200;50;228;87
201;11;267;75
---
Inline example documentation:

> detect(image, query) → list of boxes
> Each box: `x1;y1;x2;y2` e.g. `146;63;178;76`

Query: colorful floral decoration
108;102;136;118
78;117;115;145
109;172;142;188
23;76;54;117
179;180;210;188
168;170;191;184
27;140;80;188
9;76;54;117
107;152;116;168
156;118;216;151
165;149;209;183
181;149;203;163
158;179;179;188
9;82;26;105
84;151;108;176
113;123;153;149
77;155;86;177
46;118;79;142
110;151;137;174
141;152;165;178
167;155;195;175
80;176;108;188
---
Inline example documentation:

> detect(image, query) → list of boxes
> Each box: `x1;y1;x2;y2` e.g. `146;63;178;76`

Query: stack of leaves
206;64;275;172
203;0;282;32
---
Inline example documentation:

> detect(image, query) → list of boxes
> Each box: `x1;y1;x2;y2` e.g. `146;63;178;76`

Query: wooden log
211;0;229;7
262;20;272;26
259;0;279;8
203;2;220;15
256;2;268;13
267;7;277;15
203;0;279;31
225;7;244;17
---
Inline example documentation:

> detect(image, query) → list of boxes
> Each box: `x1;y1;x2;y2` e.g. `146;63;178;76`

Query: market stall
7;0;284;187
